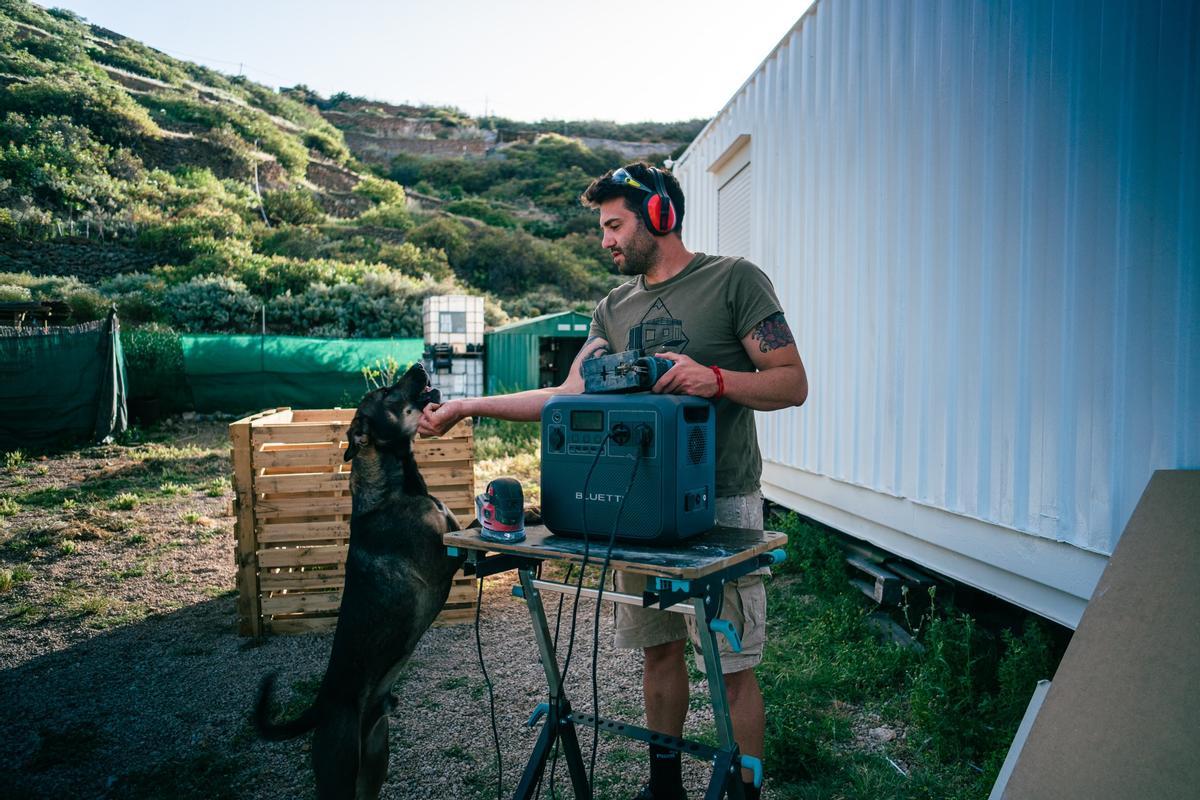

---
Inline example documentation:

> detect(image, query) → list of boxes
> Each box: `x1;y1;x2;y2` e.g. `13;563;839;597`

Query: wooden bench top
444;524;787;580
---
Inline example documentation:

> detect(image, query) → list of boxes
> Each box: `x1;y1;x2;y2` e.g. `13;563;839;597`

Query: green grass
5;601;45;625
0;564;35;592
473;417;541;461
117;562;147;579
758;512;1059;799
108;492;140;510
0;496;18;516
4;449;26;472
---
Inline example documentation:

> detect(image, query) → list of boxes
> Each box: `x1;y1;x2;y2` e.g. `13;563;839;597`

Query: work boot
633;785;687;800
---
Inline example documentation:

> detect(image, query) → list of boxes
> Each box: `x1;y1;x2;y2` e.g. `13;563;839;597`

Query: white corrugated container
673;0;1199;628
424;356;483;402
422;295;485;353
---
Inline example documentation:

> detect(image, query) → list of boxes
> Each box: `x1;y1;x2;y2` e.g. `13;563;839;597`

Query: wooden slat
268;616;338;634
261;591;343;615
412;440;472;461
291;409;354;423
255;473;350;494
429;489;474;509
432;419;473;439
253;422;349;445
421;465;474;486
256;496;352;519
432;607;477;626
260;441;341;452
241;409;292;427
259;520;348;543
260;569;346;591
446;583;478;604
254;447;348;469
257;545;348;568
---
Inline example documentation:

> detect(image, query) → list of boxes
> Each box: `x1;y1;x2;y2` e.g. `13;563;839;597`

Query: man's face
599;197;659;276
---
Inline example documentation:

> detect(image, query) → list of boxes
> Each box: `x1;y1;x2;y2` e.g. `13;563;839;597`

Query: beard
613;227;660;276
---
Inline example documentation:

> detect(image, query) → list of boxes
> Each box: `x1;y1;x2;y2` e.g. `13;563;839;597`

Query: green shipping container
485;311;592;394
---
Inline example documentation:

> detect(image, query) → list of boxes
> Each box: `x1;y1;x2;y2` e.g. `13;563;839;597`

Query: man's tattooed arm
750;312;796;353
577;336;612;377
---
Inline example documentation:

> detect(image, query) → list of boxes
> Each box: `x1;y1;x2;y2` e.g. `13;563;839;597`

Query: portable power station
540;394;715;543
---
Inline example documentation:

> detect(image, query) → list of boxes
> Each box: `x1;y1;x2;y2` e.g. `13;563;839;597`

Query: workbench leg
513;701;590;800
702;749;746;800
692;596;746;800
513;567;593;800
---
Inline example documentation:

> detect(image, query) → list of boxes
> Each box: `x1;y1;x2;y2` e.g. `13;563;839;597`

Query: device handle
709;619;743;653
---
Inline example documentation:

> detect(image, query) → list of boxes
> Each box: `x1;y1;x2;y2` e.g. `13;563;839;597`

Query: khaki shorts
613;490;766;674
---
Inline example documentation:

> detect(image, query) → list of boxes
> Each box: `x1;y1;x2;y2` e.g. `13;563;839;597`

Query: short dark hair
580;161;685;235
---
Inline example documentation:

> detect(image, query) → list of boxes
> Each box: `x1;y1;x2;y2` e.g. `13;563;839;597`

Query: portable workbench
444;524;788;800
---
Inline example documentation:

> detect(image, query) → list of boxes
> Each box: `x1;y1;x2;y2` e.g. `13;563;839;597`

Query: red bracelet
710;365;725;399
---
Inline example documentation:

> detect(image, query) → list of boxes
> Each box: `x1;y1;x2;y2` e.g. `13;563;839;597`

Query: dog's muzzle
417;387;440;409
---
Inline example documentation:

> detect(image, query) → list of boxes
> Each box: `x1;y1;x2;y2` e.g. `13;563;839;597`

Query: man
420;162;807;800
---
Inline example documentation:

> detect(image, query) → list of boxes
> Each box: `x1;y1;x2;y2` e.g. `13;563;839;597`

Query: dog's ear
344;417;370;462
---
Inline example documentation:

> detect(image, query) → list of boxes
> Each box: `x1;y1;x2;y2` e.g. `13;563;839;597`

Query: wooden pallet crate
230;408;476;637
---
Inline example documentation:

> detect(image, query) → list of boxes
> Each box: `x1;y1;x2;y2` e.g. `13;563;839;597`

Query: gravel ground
0;422;736;800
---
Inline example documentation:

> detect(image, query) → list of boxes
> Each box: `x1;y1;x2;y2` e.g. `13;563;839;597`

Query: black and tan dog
254;362;466;799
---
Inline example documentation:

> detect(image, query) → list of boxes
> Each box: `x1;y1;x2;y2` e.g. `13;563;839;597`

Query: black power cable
474;574;503;800
588;444;644;787
549;434;610;798
536;563;573;800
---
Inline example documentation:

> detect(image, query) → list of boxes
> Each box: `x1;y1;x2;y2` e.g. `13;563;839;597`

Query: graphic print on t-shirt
626;298;689;355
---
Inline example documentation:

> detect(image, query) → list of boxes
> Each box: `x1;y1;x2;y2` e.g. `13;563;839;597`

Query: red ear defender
644;194;677;235
642;168;678;235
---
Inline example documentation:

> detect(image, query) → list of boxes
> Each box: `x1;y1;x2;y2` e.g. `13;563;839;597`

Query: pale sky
45;0;816;123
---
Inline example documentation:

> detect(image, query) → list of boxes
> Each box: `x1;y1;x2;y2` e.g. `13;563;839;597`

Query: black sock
649;744;683;796
742;780;761;800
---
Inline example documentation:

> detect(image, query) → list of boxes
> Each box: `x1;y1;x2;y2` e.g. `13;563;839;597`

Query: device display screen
570;410;604;431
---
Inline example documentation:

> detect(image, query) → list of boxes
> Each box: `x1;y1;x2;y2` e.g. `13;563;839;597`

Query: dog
254;361;466;799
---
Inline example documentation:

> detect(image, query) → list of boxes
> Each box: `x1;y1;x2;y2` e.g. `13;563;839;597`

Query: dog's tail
254;672;320;741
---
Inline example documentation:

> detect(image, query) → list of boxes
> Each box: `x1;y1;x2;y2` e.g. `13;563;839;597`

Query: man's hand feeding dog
254;362;465;800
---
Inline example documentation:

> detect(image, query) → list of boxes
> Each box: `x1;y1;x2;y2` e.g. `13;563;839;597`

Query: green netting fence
0;325;426;442
170;334;424;413
0;310;127;449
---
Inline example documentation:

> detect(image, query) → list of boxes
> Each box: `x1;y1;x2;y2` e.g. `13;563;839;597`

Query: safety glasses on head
607;167;651;193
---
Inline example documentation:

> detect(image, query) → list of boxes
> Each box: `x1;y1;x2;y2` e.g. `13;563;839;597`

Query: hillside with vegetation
0;0;705;336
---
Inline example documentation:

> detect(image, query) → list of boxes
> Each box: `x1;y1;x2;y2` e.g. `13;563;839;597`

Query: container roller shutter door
717;162;751;257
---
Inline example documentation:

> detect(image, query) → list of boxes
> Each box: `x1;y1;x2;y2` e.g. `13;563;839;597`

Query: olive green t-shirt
589;253;783;496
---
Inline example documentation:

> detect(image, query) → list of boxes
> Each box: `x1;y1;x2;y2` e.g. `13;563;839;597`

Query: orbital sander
475;477;526;544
